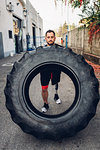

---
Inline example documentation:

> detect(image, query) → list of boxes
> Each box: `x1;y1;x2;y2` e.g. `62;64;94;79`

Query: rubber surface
4;46;100;140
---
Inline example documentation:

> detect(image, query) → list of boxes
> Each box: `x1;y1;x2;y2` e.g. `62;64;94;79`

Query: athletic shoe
41;103;49;113
55;98;62;104
54;94;62;104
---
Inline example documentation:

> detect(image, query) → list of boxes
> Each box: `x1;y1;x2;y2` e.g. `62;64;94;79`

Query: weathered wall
68;28;100;56
63;27;100;64
63;27;100;55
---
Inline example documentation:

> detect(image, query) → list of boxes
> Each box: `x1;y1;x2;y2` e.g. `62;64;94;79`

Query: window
8;30;13;39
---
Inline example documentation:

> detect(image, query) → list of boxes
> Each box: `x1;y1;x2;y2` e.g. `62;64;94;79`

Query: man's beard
47;42;54;46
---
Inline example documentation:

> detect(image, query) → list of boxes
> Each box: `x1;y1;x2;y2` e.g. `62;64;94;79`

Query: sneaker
41;103;49;113
54;94;62;104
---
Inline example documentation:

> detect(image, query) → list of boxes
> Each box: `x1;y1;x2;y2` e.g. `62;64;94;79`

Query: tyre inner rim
23;62;80;119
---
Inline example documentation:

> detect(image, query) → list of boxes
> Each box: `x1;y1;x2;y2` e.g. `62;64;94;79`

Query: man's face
45;32;56;46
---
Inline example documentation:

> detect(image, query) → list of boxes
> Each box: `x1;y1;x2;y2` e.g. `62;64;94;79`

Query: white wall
0;0;43;57
36;15;43;46
0;0;27;56
26;0;43;47
0;0;15;57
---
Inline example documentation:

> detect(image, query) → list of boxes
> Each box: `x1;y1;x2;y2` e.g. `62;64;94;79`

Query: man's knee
42;88;48;93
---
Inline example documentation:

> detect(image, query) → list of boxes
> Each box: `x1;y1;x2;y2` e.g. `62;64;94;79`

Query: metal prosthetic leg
54;83;59;101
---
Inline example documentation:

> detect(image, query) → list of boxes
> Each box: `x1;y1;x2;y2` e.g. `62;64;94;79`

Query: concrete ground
0;53;100;150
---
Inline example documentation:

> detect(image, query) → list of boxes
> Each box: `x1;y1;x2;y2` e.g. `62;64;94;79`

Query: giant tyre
4;47;99;140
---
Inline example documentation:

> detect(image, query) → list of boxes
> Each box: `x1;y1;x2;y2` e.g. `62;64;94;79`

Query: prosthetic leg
54;83;60;101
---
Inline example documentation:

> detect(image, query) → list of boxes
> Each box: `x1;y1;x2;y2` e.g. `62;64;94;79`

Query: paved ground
86;60;100;87
0;53;100;150
29;72;75;115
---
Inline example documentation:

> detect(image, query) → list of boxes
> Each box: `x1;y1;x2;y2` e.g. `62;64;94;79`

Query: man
61;38;64;46
39;30;62;113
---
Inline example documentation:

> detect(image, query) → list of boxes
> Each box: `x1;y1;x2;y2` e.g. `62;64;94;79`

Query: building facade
0;0;43;58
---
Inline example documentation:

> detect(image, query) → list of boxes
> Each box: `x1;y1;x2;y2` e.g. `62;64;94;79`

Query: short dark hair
45;30;55;36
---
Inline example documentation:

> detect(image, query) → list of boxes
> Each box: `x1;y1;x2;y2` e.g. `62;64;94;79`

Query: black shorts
40;70;61;87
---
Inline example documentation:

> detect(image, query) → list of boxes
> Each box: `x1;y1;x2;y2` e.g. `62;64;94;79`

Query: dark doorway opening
32;25;36;47
13;15;23;53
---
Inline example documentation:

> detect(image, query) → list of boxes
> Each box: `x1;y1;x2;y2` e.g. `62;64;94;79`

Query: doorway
32;25;36;47
13;16;23;53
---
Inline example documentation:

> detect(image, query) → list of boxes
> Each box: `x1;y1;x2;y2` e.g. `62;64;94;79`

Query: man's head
45;30;56;46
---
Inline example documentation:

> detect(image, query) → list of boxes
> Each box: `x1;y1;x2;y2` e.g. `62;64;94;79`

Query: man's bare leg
42;89;48;104
41;88;49;113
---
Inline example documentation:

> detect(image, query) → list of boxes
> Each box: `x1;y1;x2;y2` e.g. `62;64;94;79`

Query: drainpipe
82;25;85;55
66;35;68;48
